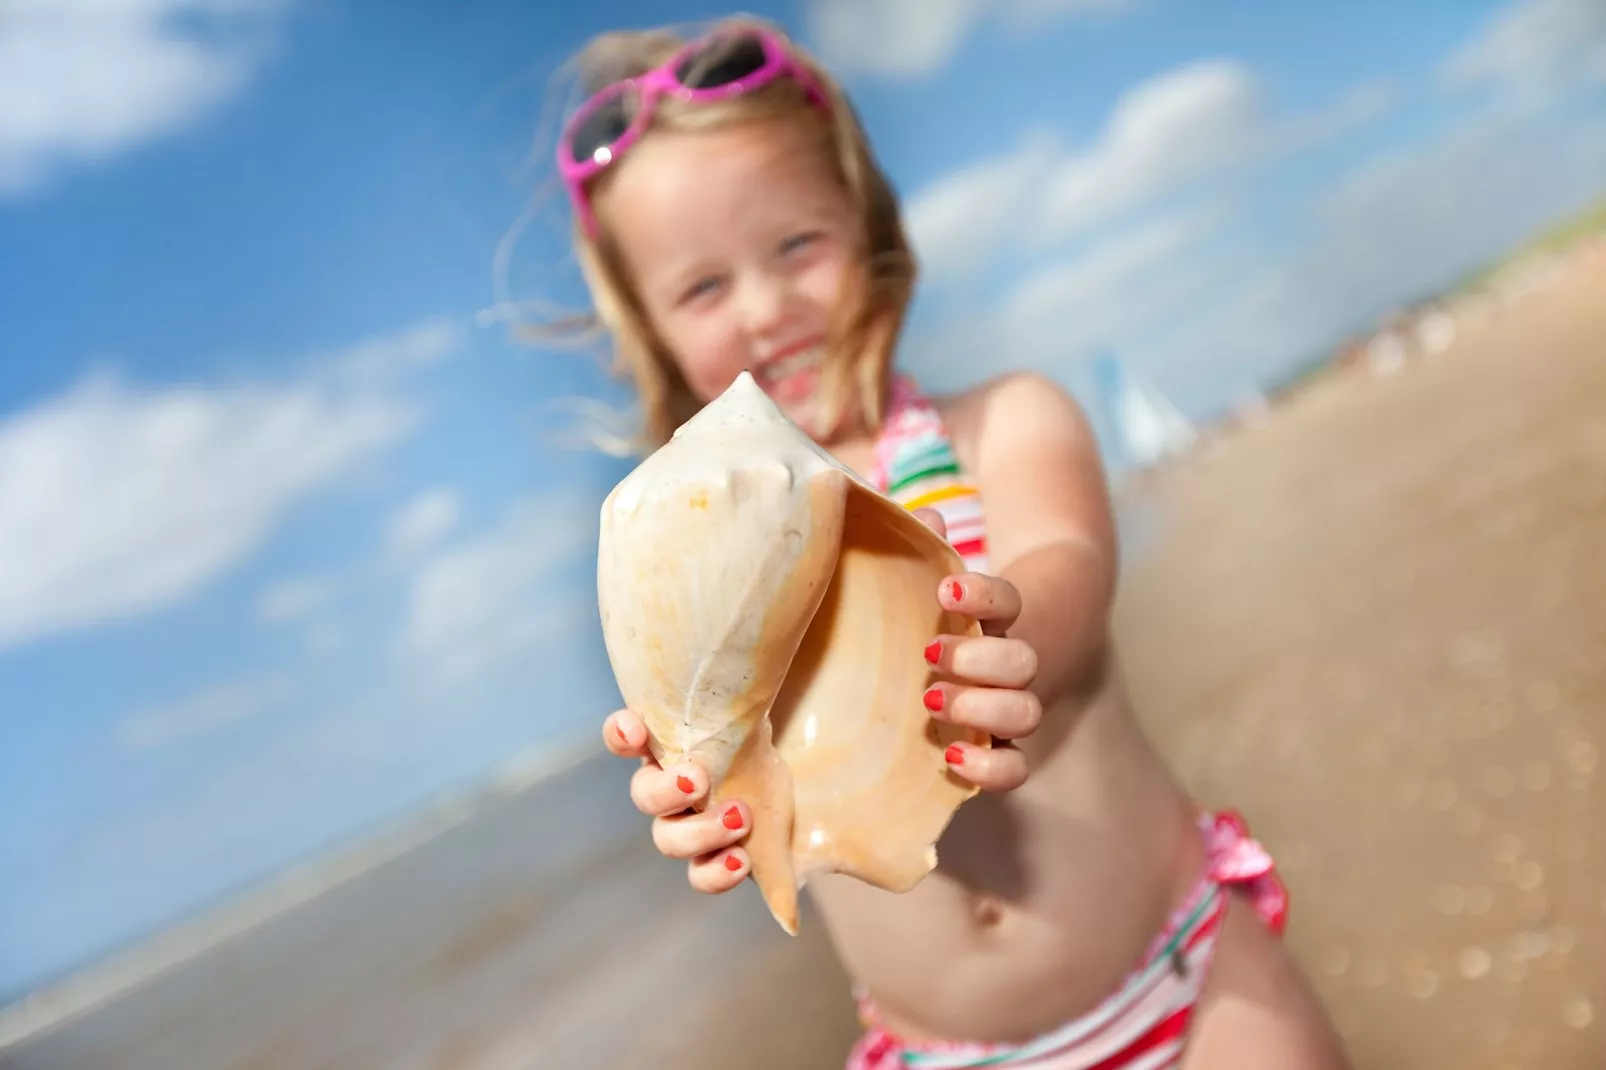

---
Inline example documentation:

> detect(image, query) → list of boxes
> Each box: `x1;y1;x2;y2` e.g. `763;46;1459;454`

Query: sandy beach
1115;242;1606;1070
3;246;1603;1070
0;750;871;1069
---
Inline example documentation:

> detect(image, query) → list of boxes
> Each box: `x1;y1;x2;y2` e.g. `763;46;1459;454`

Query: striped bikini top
868;374;991;574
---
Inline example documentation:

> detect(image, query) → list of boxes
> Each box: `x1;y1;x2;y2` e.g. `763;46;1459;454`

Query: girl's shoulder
927;372;1096;468
924;373;1114;571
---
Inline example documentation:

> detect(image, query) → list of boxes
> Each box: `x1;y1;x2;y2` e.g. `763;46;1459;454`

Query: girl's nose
736;272;791;337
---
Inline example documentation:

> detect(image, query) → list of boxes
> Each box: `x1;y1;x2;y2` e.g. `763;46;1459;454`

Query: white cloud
403;494;598;680
1041;60;1265;237
257;575;333;623
905;20;1606;429
1441;0;1606;99
1046;66;1392;239
805;0;1139;79
324;318;463;387
118;673;291;750
904;61;1390;282
0;0;288;196
905;134;1060;285
999;211;1221;338
917;209;1228;389
1142;106;1606;413
0;319;460;652
305;619;345;657
0;380;403;649
384;488;461;563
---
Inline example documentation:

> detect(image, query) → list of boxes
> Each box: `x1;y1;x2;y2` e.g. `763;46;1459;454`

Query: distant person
545;15;1349;1069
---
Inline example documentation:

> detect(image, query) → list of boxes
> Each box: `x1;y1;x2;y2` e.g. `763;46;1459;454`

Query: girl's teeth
761;349;820;383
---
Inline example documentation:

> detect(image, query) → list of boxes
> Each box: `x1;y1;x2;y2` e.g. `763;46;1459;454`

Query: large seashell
596;371;988;934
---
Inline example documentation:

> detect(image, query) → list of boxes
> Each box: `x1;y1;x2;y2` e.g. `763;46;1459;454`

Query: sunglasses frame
556;28;831;237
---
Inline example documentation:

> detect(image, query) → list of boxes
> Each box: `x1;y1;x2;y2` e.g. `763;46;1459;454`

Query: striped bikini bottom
844;811;1289;1070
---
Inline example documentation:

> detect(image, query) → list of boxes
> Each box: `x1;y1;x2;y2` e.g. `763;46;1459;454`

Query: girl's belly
807;684;1206;1044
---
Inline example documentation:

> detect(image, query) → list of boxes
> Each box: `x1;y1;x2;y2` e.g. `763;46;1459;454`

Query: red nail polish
948;580;965;602
945;744;965;766
923;687;944;712
724;853;744;872
924;639;941;664
676;775;695;794
722;806;743;830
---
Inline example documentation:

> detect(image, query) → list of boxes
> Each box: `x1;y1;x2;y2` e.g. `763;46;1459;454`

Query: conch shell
596;371;988;934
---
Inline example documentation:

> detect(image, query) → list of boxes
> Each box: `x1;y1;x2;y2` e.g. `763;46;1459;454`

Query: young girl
555;16;1350;1069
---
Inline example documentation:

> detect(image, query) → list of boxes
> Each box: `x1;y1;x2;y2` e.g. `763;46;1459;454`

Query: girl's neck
812;410;879;477
824;433;877;476
812;372;910;478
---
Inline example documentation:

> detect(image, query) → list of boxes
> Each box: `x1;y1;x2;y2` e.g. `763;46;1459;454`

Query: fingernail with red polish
924;639;942;664
722;805;743;830
945;744;965;766
948;580;965;603
724;853;744;872
923;687;944;712
676;775;696;794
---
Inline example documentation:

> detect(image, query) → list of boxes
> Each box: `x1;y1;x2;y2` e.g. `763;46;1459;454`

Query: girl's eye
680;275;724;304
779;232;820;256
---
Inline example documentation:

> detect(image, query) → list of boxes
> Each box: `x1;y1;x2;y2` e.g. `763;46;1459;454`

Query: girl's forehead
639;119;826;182
606;122;846;231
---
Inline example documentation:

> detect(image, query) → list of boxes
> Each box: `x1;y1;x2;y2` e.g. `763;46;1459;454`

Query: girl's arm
967;372;1121;711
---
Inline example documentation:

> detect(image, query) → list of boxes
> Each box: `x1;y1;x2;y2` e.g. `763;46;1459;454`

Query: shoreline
0;731;599;1050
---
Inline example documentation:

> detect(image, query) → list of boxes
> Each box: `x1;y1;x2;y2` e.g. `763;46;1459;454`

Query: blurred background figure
1;1;1603;1068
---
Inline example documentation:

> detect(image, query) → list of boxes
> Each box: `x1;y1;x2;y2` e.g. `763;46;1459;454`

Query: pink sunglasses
556;28;831;237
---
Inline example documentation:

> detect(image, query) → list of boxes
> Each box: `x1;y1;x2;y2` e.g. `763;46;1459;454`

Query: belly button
972;896;1005;928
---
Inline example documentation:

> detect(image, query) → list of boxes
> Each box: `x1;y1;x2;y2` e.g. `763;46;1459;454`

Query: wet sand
3;249;1602;1069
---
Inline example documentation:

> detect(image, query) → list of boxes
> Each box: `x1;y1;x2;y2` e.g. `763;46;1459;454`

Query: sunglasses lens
568;91;636;166
674;33;768;89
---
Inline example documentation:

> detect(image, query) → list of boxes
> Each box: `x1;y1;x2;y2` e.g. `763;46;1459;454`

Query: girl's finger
602;708;651;759
629;760;708;818
925;634;1039;690
688;846;749;894
943;739;1029;793
939;573;1022;636
652;801;750;860
923;683;1042;740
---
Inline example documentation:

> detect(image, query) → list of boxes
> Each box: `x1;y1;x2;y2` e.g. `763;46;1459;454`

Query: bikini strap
868;373;930;493
871;373;992;573
1201;810;1289;937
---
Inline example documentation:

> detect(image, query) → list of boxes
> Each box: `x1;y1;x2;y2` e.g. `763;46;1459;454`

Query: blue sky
1;0;1603;1000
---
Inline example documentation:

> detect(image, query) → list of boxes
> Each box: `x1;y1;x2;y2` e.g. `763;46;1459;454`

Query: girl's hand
913;508;1041;794
599;506;1038;894
601;708;752;895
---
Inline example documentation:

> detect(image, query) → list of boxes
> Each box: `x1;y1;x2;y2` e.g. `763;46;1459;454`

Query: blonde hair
538;15;917;452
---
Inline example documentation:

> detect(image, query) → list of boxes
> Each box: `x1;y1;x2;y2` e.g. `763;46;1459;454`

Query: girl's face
600;117;861;439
